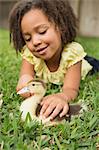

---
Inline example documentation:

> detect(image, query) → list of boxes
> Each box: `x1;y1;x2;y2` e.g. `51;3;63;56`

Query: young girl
9;0;99;120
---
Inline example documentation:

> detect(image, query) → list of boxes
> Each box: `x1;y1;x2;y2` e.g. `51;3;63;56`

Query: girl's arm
62;60;81;101
40;61;82;119
16;59;34;98
19;58;34;78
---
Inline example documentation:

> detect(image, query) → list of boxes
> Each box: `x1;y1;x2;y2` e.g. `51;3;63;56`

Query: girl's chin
40;56;50;61
34;53;50;60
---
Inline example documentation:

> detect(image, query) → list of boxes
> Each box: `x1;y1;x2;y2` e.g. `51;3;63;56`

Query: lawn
0;29;99;150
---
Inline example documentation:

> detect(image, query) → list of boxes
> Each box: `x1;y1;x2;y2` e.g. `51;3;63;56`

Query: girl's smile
21;9;62;65
35;45;48;55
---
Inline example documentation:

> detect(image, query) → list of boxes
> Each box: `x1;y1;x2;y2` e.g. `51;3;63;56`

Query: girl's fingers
18;92;34;98
50;104;63;119
40;103;49;116
40;100;45;105
59;104;69;117
40;94;69;120
40;96;49;105
42;103;56;118
20;92;31;98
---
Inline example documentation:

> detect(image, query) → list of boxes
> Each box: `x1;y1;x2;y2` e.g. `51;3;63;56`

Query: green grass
0;29;99;150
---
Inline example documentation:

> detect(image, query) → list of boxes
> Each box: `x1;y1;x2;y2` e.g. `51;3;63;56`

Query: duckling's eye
32;83;35;86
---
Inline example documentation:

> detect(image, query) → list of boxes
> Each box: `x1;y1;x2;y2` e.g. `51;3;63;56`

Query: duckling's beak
17;80;46;95
17;86;30;94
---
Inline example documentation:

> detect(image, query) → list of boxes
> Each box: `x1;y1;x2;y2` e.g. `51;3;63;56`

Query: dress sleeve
20;46;44;76
64;42;87;68
20;46;34;64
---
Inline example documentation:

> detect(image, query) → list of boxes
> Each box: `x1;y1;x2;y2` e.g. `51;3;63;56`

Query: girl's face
21;9;62;61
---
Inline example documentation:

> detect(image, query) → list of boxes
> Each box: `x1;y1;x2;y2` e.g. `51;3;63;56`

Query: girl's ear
55;25;62;40
55;25;62;35
55;25;60;31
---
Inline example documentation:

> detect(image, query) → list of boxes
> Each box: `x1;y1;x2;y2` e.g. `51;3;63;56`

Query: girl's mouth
36;46;48;55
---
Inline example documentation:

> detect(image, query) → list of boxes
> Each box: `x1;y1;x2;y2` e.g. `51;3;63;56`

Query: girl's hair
9;0;78;52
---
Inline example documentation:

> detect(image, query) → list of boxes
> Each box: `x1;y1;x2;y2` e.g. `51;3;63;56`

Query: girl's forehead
22;8;55;24
22;9;49;23
21;9;54;30
23;8;48;20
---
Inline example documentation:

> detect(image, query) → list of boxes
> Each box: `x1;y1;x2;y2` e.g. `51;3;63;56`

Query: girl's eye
39;30;47;35
25;38;31;42
23;35;31;42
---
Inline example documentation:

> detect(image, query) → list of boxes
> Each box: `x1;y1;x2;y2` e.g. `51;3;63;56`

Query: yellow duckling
18;80;53;124
18;80;83;125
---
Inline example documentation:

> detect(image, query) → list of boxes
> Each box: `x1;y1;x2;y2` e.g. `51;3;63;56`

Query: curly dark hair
9;0;78;52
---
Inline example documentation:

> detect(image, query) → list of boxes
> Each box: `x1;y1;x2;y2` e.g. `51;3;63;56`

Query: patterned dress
21;42;92;84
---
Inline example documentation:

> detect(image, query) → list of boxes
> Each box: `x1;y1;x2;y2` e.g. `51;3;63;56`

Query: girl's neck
45;49;62;72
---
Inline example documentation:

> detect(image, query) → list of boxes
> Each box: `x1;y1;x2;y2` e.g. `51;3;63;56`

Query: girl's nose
32;35;41;47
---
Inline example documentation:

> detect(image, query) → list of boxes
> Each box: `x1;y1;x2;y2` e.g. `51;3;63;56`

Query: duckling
18;80;84;125
19;80;47;123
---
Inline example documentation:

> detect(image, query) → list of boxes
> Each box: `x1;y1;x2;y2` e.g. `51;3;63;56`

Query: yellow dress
21;42;92;84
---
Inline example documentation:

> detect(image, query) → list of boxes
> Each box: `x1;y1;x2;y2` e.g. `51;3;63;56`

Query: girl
9;0;99;120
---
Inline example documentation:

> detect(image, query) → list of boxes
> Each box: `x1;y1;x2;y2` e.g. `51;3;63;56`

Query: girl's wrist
19;74;34;86
60;92;71;102
61;88;78;102
16;74;34;91
20;74;33;79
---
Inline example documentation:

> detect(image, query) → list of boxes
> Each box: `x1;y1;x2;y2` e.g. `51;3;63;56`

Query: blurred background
0;0;99;37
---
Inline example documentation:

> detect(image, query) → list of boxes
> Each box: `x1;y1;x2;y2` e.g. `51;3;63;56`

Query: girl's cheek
27;43;33;52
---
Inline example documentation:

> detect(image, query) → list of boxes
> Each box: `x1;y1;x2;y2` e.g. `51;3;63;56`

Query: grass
0;29;99;150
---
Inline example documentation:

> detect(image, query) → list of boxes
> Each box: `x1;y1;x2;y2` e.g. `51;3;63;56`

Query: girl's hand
16;74;33;98
40;93;69;120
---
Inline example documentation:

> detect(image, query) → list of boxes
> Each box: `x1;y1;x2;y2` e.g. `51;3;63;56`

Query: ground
0;29;99;150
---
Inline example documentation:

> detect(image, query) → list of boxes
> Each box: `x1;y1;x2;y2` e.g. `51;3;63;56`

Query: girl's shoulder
64;41;85;53
61;42;87;68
